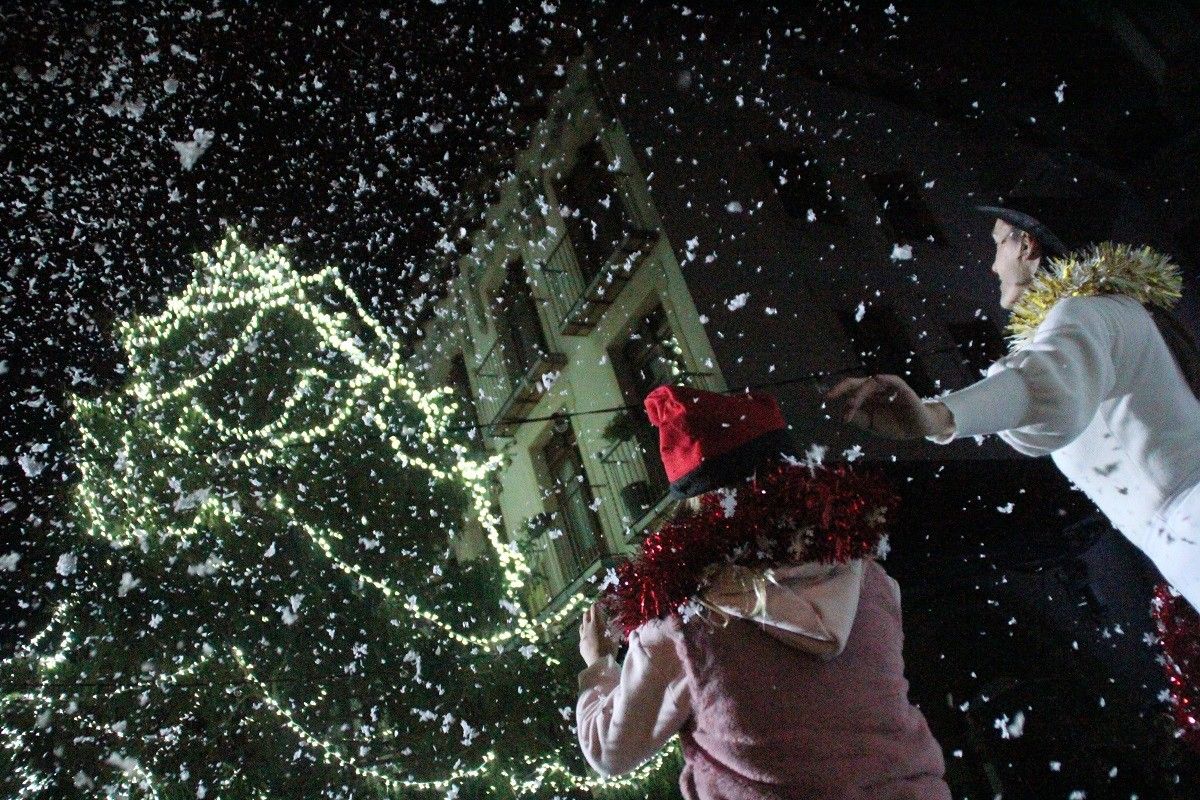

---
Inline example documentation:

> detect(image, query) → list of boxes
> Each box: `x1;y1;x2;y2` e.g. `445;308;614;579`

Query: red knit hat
643;385;793;498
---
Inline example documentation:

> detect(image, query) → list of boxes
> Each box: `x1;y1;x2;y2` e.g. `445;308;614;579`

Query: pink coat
576;560;949;799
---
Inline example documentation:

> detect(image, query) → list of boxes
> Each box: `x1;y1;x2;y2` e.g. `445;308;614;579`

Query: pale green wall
408;58;723;614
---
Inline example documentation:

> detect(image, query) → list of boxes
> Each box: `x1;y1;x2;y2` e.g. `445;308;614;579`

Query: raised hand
579;604;617;667
825;374;954;440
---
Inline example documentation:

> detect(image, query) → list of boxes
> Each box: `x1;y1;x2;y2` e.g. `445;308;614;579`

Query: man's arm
924;296;1118;454
828;297;1116;447
922;401;957;444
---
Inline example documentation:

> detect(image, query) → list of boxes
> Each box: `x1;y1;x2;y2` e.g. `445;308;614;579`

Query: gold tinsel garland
1006;242;1183;351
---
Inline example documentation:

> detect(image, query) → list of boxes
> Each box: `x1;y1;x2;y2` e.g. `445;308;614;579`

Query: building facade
405;51;1102;616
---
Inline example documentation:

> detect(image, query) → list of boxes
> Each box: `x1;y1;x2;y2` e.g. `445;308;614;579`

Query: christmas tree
0;231;679;798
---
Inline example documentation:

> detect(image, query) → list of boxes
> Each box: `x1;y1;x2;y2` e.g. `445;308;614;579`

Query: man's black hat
976;203;1071;258
976;164;1121;258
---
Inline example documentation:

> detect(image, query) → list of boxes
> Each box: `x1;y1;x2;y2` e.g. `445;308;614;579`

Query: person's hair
1145;304;1200;403
663;451;792;523
665;492;706;523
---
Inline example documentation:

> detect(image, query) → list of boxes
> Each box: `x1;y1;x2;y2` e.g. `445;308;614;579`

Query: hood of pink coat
699;560;865;660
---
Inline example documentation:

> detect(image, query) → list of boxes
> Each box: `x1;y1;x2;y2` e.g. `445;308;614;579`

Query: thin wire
455;343;966;434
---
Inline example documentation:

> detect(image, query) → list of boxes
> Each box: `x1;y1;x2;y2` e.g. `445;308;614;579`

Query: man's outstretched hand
825;374;955;441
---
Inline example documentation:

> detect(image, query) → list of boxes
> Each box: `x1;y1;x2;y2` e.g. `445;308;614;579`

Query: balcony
526;480;606;604
596;371;720;538
549;505;604;588
597;431;663;534
539;228;660;337
472;333;567;438
535;549;609;625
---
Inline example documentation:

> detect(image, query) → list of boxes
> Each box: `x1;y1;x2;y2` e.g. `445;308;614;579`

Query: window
541;421;604;583
837;304;937;397
866;171;944;245
446;352;486;453
557;137;629;285
491;257;549;380
947;319;1006;384
607;306;690;501
620;306;689;395
759;148;844;223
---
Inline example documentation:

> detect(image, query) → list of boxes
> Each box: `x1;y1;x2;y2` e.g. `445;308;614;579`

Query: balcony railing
597;433;661;534
529;488;604;589
595;371;720;537
539;228;660;337
536;551;609;627
472;334;567;437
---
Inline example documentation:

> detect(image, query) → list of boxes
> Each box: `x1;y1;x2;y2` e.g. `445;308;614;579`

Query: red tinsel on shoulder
601;460;900;638
1152;582;1200;754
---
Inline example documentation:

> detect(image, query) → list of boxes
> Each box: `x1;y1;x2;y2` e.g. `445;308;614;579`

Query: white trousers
1143;481;1200;610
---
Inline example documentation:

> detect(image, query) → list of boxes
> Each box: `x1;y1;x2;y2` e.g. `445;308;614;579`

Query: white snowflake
171;128;216;170
117;572;141;597
499;598;522;615
718;488;738;518
803;443;827;470
725;292;750;311
17;452;45;478
173;486;211;512
186;553;225;577
994;710;1025;739
279;594;305;625
875;534;892;559
104;752;142;775
56;553;77;576
678;599;704;623
597;567;619;592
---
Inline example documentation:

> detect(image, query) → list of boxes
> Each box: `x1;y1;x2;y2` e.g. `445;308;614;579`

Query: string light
232;645;679;795
4;230;674;797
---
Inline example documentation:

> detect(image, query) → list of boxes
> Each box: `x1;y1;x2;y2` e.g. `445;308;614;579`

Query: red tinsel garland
601;460;899;637
1152;582;1200;753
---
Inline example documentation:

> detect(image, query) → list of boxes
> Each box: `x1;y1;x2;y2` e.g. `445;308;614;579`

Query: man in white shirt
826;203;1200;608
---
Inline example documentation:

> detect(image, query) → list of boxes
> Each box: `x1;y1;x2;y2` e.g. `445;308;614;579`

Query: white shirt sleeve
927;296;1117;456
575;618;691;777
